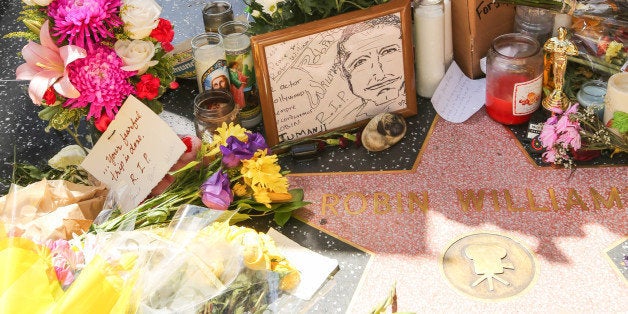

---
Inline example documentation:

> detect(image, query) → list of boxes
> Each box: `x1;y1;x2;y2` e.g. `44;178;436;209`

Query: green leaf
288;188;305;201
38;105;62;121
272;201;310;213
273;212;292;226
612;111;628;134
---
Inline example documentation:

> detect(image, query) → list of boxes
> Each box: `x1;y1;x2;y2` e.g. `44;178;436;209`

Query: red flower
169;81;179;90
136;74;161;100
181;136;193;153
94;114;112;132
43;87;56;105
150;18;175;52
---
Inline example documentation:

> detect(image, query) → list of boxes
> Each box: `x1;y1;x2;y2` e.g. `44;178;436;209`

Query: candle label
513;74;542;116
225;47;255;108
200;59;230;92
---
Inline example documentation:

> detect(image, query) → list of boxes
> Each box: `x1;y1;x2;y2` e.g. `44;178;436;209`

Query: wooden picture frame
250;0;417;147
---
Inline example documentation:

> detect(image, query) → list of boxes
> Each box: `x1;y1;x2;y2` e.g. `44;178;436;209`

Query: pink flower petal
54;75;81;99
39;21;59;54
59;45;87;67
28;70;61;104
16;63;38;80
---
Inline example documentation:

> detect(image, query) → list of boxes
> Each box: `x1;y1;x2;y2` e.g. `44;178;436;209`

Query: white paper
81;96;186;212
431;61;486;123
267;228;339;301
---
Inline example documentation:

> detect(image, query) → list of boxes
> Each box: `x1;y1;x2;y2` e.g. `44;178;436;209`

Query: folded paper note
81;96;186;212
432;61;486;123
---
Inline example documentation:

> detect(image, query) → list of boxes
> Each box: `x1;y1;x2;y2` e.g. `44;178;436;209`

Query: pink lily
16;20;86;105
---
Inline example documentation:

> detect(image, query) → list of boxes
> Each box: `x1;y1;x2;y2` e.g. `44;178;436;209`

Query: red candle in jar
485;33;544;125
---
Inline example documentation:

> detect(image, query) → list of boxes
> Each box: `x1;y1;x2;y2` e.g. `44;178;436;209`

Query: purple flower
200;170;233;210
247;132;268;151
220;133;268;168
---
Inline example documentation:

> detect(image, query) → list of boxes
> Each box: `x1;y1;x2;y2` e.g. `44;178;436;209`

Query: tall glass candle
218;21;262;128
485;33;543;125
443;0;453;68
191;33;230;93
604;72;628;127
413;0;445;98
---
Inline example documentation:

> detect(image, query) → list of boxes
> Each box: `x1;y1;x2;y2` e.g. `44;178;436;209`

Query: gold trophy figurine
542;27;578;112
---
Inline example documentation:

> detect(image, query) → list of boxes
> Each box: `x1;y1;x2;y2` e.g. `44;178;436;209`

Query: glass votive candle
576;80;606;121
202;1;234;33
191;32;230;93
194;90;239;142
485;33;544;125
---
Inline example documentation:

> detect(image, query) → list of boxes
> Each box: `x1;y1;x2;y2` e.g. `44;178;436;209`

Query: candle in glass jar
576;80;606;121
443;0;453;68
485;33;543;125
413;0;445;98
603;72;628;126
191;33;230;93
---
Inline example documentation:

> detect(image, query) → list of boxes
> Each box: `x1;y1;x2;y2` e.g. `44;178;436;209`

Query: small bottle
413;0;445;98
485;33;544;125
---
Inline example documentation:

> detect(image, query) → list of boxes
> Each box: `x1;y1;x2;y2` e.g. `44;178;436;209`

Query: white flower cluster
116;0;162;74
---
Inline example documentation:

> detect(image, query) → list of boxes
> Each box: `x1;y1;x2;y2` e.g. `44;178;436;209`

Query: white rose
120;0;162;39
256;0;282;14
22;0;53;5
48;145;88;170
114;39;158;74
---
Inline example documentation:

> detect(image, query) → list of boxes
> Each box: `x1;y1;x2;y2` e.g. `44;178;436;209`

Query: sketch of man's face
341;24;404;105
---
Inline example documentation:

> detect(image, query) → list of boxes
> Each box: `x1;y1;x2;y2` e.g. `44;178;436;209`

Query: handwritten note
265;12;407;143
81;96;186;212
431;61;486;123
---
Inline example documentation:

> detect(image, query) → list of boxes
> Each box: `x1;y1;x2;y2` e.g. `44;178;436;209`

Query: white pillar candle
443;0;453;68
191;33;229;93
603;72;628;127
414;0;445;98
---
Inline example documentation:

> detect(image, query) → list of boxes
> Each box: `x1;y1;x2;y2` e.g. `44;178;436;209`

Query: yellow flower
232;182;249;197
605;41;623;63
274;263;301;291
207;122;249;156
241;150;289;193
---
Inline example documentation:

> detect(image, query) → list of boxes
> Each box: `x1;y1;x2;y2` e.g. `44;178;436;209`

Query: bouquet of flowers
0;206;303;313
95;122;309;232
244;0;391;34
7;0;177;149
538;104;628;167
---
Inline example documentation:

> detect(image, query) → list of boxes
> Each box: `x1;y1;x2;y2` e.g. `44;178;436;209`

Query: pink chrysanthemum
48;0;123;51
65;45;136;119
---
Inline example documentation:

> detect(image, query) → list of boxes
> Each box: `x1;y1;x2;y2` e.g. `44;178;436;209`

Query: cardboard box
452;0;516;79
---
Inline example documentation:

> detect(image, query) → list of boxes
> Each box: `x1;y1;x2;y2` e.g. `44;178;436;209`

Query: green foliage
612;111;628;134
246;0;391;35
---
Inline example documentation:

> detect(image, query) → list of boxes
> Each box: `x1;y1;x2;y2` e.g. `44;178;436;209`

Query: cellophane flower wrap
8;0;177;144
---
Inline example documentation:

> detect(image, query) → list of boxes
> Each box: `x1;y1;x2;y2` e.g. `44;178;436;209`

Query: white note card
81;95;186;212
267;228;339;301
431;61;486;123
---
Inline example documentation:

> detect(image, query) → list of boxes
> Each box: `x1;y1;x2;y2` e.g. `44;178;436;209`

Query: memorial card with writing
81;95;186;212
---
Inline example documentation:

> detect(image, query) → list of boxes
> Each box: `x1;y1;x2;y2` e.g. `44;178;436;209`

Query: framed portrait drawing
250;0;417;147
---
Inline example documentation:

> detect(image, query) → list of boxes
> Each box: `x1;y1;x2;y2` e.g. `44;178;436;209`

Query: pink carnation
65;45;136;119
48;0;123;51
